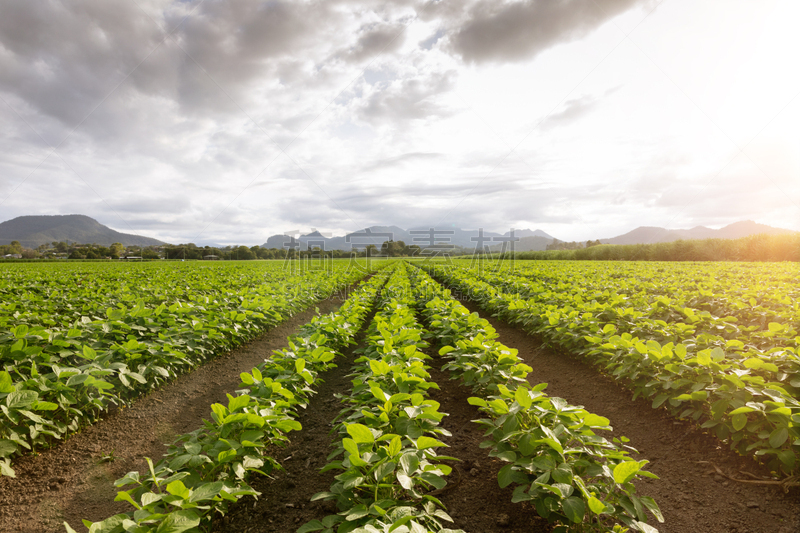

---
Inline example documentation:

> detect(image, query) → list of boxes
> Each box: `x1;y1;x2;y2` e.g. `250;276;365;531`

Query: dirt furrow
0;297;345;533
457;297;800;533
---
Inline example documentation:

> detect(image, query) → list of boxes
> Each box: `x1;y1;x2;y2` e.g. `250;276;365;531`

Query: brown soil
456;297;800;533
215;337;551;533
0;298;344;533
4;281;799;533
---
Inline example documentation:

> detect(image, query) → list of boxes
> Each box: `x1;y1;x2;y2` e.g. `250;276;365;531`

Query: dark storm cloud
449;0;644;64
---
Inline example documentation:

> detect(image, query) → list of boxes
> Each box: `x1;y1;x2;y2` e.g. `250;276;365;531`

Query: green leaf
298;520;325;533
640;496;664;523
166;480;191;500
217;449;237;463
32;401;58;411
613;461;640;484
632;520;660;533
0;371;14;393
0;458;15;478
399;453;419;476
388;515;414;532
6;391;38;409
710;347;725;361
347;424;374;444
227;394;250;413
731;413;748;431
154;509;201;533
397;471;413;490
141;492;162;506
652;394;669;409
498;464;515;488
538;438;563;455
416;436;445;450
81;345;97;360
13;325;28;339
388;435;401;457
769;427;789;449
0;440;18;458
515;387;532;409
582;413;610;428
342;438;359;458
777;450;795;470
189;481;224;503
587;496;607;515
346;504;369;521
114;490;141;510
562;496;585;523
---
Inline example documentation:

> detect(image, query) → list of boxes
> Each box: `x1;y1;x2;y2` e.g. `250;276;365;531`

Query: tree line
1;239;431;261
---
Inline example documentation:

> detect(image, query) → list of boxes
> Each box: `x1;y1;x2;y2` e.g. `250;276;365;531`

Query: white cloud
0;0;797;245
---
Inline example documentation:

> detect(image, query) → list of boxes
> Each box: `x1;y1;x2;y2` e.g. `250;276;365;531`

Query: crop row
68;266;393;533
407;265;663;532
1;261;375;477
422;262;800;476
303;264;462;533
475;261;799;359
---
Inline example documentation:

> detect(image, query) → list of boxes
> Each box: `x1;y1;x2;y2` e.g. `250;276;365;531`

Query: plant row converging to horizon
2;256;797;532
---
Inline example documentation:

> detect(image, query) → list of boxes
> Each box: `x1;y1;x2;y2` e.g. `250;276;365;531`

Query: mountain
600;220;797;245
503;228;554;240
490;235;553;252
261;225;558;251
0;215;165;248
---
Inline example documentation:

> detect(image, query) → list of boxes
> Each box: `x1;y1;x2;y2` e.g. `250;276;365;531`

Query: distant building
3;254;22;259
203;255;220;260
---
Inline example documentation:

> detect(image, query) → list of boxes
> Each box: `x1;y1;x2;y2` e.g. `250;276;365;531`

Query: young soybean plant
65;271;392;533
302;266;463;533
469;385;661;533
408;264;663;532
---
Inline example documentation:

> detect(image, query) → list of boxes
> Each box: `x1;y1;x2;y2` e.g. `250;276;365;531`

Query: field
0;259;798;533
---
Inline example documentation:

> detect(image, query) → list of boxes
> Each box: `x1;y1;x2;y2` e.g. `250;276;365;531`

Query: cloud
448;0;643;64
341;24;407;63
0;0;339;132
538;94;599;130
0;0;796;246
361;151;443;172
358;70;457;123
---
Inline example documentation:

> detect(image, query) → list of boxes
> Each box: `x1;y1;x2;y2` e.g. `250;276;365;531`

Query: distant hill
490;235;553;252
262;226;557;251
0;215;164;248
600;220;797;245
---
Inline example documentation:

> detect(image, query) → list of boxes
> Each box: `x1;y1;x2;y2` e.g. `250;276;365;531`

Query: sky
0;0;798;245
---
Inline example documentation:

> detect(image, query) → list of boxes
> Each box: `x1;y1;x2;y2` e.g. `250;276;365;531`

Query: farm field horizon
3;2;799;531
0;258;798;532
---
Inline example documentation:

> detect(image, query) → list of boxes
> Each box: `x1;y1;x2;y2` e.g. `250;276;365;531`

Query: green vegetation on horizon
498;232;800;262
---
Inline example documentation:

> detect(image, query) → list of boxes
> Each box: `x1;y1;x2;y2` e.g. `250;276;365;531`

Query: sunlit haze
0;0;798;244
